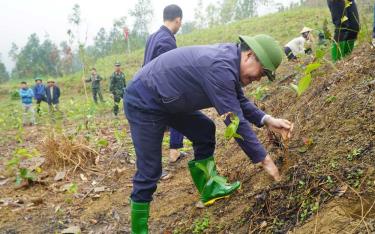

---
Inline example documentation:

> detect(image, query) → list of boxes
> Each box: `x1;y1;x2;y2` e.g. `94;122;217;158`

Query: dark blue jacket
127;44;267;163
143;26;177;66
33;83;46;100
45;86;60;104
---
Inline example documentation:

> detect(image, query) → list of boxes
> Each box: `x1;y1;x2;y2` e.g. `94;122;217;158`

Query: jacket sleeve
56;87;60;98
205;64;267;163
85;76;91;82
19;90;25;98
29;89;34;98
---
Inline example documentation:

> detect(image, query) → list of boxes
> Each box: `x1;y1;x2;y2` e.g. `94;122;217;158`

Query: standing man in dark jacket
109;62;126;116
327;0;360;61
125;34;293;233
33;77;47;115
143;4;186;165
45;79;61;113
86;67;104;103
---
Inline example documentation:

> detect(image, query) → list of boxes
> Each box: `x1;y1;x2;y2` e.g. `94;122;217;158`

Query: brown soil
0;44;374;234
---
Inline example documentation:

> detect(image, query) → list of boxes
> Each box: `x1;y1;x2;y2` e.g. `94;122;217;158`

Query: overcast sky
0;0;299;72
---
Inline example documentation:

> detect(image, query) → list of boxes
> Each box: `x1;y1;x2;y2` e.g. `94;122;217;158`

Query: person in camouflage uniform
109;62;126;116
86;67;104;103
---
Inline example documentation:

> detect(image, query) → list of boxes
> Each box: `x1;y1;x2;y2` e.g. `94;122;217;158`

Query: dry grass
39;131;98;173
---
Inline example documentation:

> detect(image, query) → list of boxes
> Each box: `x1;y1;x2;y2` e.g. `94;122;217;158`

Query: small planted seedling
250;86;269;101
65;182;79;204
192;215;210;234
290;62;321;97
325;95;337;103
298;137;314;153
15;168;36;185
347;148;362;161
96;138;109;148
222;112;243;141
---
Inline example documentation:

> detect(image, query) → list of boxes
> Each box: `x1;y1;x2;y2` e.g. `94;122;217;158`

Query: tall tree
108;17;128;54
93;27;109;57
219;0;237;24
0;55;9;83
8;43;19;62
206;3;220;27
194;0;206;29
234;0;257;20
129;0;153;40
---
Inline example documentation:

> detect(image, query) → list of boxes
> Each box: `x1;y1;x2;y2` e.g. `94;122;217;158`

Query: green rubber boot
131;200;150;234
331;41;344;62
188;156;241;206
332;40;355;62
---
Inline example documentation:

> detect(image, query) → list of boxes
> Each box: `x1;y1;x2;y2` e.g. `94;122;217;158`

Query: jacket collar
160;25;176;41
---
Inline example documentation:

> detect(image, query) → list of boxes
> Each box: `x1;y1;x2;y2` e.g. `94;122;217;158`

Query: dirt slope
0;45;374;234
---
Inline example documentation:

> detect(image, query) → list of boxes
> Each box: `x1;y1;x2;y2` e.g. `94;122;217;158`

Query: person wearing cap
143;4;186;179
125;34;293;233
45;79;61;114
109;62;126;116
327;0;360;62
284;27;314;61
86;68;104;104
32;77;47;115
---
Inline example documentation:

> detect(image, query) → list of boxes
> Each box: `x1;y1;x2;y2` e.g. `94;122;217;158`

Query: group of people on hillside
19;62;127;126
18;78;60;125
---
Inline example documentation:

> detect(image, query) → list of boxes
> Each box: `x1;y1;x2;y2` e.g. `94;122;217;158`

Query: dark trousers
92;88;103;103
35;96;47;114
170;128;184;149
327;0;359;42
124;101;215;202
284;47;297;60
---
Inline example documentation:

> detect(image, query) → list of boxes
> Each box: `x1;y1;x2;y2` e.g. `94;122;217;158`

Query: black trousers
327;0;360;42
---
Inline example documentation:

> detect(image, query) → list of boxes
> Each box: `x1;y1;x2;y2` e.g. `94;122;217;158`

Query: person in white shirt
284;27;314;61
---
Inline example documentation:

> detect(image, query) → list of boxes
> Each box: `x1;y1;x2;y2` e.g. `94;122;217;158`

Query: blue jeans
124;97;215;202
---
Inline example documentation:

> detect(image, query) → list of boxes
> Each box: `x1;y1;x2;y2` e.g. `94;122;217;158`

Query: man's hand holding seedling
260;116;294;182
263;115;294;140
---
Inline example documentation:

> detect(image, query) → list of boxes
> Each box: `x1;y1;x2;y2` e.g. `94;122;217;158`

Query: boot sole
203;184;241;206
203;195;230;206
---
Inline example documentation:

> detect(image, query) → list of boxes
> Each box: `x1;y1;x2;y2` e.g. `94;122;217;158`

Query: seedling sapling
222;112;243;141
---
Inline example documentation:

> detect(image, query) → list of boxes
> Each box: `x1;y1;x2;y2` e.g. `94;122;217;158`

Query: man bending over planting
124;34;293;233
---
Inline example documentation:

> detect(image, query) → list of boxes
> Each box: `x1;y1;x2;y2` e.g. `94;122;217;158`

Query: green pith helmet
114;61;121;66
239;34;283;81
34;77;42;81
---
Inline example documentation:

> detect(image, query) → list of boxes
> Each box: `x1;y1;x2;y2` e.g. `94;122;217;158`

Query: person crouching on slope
284;27;314;61
124;34;294;233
